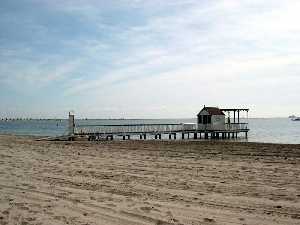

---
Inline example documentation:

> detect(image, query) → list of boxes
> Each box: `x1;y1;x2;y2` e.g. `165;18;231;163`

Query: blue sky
1;0;300;118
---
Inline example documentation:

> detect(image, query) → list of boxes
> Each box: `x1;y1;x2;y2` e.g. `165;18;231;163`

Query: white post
68;112;75;136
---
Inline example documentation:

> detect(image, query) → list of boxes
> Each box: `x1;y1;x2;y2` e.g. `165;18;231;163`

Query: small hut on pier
197;106;225;130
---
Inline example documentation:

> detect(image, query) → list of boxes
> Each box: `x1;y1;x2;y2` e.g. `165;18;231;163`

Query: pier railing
75;123;187;135
74;122;248;135
225;123;248;131
197;123;248;131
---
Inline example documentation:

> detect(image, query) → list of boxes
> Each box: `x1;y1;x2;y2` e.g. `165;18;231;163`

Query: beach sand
0;135;299;225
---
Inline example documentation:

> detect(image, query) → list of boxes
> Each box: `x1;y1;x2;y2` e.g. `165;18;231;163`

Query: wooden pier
68;106;250;141
73;123;249;141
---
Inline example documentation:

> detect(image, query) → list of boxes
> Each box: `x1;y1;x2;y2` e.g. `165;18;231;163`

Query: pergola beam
221;108;249;112
221;109;249;124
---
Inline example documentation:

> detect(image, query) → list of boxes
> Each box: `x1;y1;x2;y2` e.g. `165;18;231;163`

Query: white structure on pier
197;107;225;130
197;106;249;131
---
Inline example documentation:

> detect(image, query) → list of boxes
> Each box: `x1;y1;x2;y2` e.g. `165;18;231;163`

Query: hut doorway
202;115;211;124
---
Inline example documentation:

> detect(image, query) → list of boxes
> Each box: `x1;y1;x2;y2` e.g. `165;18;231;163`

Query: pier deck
74;123;249;141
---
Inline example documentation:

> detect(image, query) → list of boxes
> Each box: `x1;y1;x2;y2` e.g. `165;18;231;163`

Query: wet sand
0;135;299;225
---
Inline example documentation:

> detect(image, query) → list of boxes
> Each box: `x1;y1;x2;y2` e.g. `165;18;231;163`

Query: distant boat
289;115;300;121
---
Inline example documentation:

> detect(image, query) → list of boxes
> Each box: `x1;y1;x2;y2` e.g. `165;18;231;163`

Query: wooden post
174;133;177;140
182;133;185;139
169;134;171;139
194;132;197;139
205;133;208;139
68;112;75;136
233;110;236;123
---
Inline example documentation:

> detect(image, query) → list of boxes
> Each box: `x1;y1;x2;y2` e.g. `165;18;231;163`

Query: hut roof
198;107;225;116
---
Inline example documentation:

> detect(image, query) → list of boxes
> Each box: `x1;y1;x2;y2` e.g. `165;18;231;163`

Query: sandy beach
0;135;299;225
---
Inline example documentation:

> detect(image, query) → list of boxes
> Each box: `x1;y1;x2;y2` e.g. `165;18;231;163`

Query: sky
1;0;300;118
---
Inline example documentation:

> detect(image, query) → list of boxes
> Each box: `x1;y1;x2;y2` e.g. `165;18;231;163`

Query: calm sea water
0;118;299;144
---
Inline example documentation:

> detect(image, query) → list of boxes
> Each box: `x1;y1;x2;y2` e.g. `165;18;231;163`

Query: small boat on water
289;115;300;121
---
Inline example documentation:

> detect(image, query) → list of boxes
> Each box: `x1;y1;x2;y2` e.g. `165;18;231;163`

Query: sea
0;118;299;144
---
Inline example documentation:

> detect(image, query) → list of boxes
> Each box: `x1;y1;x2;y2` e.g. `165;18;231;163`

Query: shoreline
1;133;300;146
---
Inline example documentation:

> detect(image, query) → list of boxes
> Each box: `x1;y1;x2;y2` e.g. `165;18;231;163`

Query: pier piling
205;133;208;139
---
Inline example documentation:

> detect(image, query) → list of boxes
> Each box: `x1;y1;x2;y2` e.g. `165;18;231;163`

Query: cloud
1;0;300;117
64;1;300;92
0;57;80;89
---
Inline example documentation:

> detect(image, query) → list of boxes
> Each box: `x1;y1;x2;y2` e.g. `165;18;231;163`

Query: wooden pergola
220;108;249;123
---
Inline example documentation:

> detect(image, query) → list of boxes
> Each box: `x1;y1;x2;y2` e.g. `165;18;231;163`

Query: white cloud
2;0;300;117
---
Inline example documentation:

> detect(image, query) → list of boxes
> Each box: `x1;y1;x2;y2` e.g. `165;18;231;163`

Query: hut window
203;115;211;124
198;116;202;124
203;116;207;124
207;115;211;124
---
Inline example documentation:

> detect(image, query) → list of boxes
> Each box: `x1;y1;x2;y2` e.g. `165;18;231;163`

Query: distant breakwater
0;118;63;121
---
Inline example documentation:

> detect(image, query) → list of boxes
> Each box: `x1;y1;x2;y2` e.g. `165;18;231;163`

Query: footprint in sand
203;217;215;223
140;206;152;212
